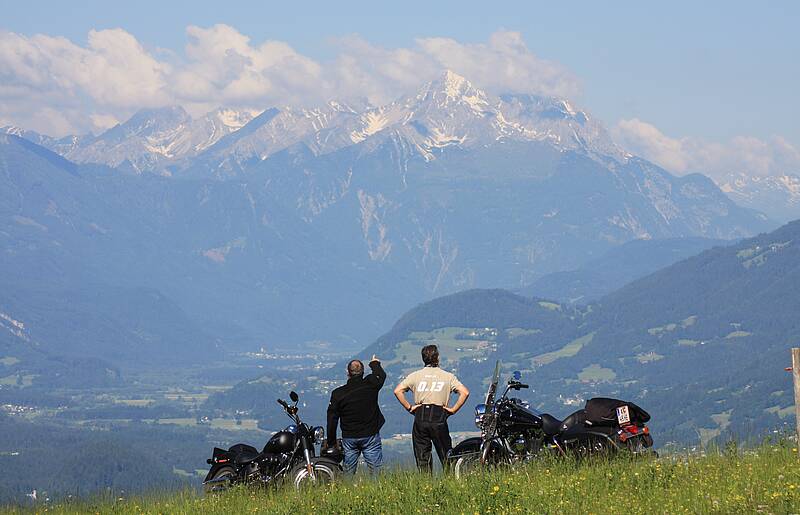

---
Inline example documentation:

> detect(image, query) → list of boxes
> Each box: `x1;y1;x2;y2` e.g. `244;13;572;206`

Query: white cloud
175;24;324;107
614;118;800;179
0;26;579;136
3;23;794;185
0;28;170;135
416;31;580;99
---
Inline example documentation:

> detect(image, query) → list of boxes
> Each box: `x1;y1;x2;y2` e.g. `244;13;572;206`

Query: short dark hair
421;345;439;367
347;359;364;377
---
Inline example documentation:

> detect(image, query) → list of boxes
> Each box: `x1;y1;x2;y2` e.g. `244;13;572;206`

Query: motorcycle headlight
474;403;486;429
313;426;324;443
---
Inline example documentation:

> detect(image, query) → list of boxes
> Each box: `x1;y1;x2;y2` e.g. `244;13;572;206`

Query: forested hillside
521;236;728;302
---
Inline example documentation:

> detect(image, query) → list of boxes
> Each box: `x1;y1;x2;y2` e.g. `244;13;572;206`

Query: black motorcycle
449;362;655;477
203;391;343;492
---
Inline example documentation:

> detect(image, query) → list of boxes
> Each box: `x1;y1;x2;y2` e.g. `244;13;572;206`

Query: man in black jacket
326;354;386;475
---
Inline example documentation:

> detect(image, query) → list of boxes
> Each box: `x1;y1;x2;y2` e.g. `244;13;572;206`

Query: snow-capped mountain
0;70;777;351
191;101;366;175
499;93;626;161
10;106;262;174
717;172;800;222
66;106;194;172
2;126;87;156
303;70;625;162
18;71;628;175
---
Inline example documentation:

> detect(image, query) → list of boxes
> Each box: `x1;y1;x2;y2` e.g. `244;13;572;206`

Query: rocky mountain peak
413;69;492;114
118;106;191;135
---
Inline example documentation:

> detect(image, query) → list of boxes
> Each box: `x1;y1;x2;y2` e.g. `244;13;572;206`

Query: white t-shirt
398;366;463;406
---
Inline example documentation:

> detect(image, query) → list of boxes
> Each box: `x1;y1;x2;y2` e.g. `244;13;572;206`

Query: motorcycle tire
453;453;482;479
289;459;339;491
626;436;647;454
626;435;658;457
203;466;236;494
573;436;615;459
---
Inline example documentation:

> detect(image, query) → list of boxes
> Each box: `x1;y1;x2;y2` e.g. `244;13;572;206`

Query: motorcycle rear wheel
290;460;339;491
203;466;236;494
573;436;615;459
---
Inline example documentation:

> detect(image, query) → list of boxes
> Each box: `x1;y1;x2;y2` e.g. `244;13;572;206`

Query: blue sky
1;0;798;176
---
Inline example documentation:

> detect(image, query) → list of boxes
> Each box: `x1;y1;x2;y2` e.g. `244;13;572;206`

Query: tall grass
7;441;800;514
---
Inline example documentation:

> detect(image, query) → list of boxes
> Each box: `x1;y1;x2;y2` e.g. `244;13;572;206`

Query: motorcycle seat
541;413;563;436
234;449;261;465
229;443;260;465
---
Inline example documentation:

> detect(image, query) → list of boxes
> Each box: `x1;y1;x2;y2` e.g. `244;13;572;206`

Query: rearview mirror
290;391;299;403
512;371;522;381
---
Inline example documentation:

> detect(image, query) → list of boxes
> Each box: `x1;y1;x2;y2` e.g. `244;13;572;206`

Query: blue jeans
341;433;383;475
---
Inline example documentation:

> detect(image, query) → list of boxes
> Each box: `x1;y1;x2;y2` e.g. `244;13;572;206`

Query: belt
414;404;448;422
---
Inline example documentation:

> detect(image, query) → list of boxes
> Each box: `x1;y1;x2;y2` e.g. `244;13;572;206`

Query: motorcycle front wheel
290;460;339;490
454;448;507;479
453;453;482;479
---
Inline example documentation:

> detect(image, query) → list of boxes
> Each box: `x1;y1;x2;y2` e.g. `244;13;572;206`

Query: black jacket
326;360;386;444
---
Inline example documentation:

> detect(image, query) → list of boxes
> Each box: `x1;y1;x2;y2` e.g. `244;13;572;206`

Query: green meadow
9;441;800;514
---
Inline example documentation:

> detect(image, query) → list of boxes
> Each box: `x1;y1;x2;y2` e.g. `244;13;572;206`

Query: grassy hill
8;442;799;514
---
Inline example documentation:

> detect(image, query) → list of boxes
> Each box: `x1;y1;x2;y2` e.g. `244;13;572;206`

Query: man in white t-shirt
393;344;470;472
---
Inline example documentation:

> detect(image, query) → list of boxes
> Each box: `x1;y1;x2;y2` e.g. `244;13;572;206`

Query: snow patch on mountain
425;127;467;148
350;112;390;143
216;109;259;131
358;190;393;261
0;312;29;342
717;173;800;222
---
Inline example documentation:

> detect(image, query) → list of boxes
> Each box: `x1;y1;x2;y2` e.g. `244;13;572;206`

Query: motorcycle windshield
484;360;501;407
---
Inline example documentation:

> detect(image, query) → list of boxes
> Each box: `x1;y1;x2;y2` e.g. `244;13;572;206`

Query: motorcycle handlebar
277;398;289;409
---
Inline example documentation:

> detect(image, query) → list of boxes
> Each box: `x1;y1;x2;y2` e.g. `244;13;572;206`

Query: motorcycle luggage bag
584;398;650;427
560;409;587;432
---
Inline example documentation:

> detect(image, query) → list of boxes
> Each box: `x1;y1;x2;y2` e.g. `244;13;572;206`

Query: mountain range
717;172;800;223
0;70;778;371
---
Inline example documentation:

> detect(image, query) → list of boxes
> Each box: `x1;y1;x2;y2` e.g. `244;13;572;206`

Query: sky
1;0;798;178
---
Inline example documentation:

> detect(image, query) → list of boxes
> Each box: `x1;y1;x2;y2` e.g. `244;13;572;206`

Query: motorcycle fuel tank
263;430;297;454
500;400;542;432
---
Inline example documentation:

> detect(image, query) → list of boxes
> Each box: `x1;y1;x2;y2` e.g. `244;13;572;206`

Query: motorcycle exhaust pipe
203;477;230;488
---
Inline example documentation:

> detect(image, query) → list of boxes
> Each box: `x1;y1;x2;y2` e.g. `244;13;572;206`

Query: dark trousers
412;404;452;472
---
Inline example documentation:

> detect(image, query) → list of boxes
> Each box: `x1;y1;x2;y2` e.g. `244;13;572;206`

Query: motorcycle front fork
304;447;316;479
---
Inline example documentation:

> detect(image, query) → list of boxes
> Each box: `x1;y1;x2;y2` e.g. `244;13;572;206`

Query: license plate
616;405;631;425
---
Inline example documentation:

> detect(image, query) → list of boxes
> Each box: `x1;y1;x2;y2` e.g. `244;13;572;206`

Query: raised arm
367;355;386;388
